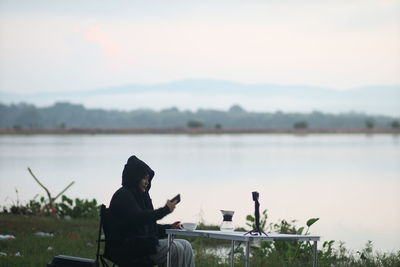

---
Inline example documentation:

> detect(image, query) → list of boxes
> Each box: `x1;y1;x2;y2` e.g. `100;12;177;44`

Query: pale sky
0;0;399;94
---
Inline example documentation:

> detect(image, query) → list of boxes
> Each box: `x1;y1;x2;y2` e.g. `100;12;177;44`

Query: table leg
244;241;250;267
312;241;318;267
167;234;172;267
230;240;235;267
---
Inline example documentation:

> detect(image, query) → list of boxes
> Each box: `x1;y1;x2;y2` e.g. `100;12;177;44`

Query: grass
0;215;98;266
0;215;233;266
1;215;400;267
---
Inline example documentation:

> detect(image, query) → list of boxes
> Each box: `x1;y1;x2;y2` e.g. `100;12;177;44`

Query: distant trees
293;121;308;130
187;120;204;128
0;102;399;130
14;104;41;128
391;121;400;129
214;123;222;129
229;105;245;113
365;119;374;129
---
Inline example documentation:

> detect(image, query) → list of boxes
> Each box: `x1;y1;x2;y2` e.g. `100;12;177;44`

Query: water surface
0;134;399;252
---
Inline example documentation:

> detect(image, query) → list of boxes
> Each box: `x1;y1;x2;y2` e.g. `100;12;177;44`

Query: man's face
138;174;150;192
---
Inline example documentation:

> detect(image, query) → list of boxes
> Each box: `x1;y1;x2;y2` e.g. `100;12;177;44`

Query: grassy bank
0;215;97;266
1;215;399;267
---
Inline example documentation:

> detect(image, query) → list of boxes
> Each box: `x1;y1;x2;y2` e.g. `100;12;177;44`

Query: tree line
0;102;399;130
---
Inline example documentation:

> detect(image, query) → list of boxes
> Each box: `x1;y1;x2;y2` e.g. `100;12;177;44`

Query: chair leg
99;255;111;267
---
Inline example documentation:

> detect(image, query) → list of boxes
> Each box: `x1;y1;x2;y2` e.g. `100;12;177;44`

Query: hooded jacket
108;156;171;258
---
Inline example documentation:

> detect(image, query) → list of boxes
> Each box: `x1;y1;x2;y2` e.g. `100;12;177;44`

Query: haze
0;0;399;110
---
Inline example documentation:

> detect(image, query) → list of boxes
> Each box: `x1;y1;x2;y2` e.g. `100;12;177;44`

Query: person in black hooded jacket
108;155;195;267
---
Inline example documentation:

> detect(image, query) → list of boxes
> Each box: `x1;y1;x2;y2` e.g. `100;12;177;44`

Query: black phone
171;194;181;204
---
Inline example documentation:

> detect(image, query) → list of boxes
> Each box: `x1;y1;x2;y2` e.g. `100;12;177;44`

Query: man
108;155;195;266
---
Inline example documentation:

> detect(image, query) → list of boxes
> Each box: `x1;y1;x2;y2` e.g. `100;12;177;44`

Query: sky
0;0;399;96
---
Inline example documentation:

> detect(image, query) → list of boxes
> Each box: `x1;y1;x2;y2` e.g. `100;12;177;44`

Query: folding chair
96;204;155;267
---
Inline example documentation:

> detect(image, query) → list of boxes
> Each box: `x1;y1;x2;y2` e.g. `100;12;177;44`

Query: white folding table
166;229;320;267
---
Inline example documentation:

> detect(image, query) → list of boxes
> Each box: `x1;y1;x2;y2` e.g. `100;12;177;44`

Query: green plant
246;209;268;230
245;210;332;264
1;194;99;218
56;195;98;218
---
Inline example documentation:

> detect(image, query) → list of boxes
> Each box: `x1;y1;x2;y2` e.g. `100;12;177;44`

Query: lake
0;134;399;252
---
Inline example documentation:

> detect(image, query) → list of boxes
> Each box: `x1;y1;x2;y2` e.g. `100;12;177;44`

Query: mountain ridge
1;79;399;116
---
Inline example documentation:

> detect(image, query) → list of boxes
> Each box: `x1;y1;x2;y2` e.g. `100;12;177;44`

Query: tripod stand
245;191;268;236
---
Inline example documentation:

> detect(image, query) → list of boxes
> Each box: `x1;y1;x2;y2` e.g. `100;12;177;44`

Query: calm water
0;134;399;252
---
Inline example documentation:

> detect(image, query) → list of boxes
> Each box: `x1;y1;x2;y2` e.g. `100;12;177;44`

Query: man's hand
170;221;182;229
166;200;177;212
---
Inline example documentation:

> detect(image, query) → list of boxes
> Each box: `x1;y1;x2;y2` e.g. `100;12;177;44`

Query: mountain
1;79;399;116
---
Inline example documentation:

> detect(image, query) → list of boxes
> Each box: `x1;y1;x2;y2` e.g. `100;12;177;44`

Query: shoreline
1;127;400;135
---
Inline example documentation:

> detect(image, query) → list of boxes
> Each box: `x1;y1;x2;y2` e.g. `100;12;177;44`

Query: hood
122;155;155;191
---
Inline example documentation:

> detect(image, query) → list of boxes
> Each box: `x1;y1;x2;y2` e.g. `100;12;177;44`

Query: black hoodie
108;156;171;257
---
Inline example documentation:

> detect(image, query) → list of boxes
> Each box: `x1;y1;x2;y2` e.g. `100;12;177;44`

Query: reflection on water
0;134;399;251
